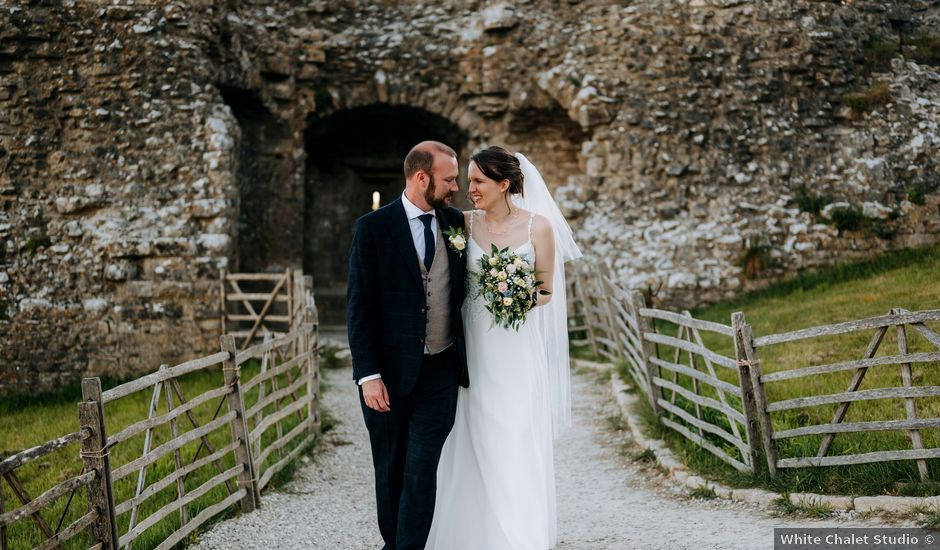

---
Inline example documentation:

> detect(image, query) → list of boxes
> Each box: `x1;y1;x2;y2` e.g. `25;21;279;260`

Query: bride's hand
362;378;391;412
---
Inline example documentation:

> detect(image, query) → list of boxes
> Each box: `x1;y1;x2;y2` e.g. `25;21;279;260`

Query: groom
347;140;469;550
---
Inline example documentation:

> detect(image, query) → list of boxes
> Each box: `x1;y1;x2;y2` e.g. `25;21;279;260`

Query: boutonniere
443;226;466;257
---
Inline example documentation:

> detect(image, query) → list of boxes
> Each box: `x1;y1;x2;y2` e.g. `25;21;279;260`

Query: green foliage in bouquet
475;243;550;331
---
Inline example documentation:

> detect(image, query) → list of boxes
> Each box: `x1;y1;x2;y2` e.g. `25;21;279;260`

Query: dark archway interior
218;85;301;341
506;102;586;193
305;105;469;329
219;85;294;273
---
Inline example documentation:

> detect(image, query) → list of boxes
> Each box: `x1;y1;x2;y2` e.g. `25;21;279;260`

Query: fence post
220;334;259;512
631;290;662;417
292;269;305;329
731;312;763;475
79;378;119;549
589;272;610;355
220;267;227;337
574;270;600;358
732;315;778;477
306;304;321;435
1;473;7;550
600;276;626;361
301;276;320;435
622;289;650;406
286;267;295;335
893;308;930;481
302;275;314;297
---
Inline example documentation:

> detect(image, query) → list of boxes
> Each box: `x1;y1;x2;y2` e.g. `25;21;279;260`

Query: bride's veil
511;153;583;437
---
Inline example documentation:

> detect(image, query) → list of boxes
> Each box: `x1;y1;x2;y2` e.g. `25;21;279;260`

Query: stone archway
219;84;299;273
304;104;470;329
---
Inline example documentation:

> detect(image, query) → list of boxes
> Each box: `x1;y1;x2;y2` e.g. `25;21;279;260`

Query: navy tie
419;214;435;272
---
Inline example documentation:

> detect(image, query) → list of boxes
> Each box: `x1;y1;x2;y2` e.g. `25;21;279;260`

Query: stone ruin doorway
304;105;469;331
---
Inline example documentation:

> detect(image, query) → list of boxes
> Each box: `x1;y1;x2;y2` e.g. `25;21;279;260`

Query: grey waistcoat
419;227;454;354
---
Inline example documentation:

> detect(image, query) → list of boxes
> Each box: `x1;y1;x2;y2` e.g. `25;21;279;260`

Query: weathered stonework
1;0;938;394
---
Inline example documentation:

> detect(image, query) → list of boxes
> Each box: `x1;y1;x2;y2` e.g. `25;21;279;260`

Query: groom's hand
362;379;391;412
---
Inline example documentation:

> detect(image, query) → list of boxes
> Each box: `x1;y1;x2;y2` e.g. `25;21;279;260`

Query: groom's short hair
404;141;457;180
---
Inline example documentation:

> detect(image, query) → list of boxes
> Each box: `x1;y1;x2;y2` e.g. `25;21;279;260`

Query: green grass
919;506;940;529
773;494;835;518
863;34;898;73
606;414;626;432
794;184;830;218
318;343;345;370
619;242;940;496
593;369;612;386
633;448;657;464
842;81;892;113
857;31;939;76
0;358;320;549
908;33;940;66
907;180;928;206
688;485;718;500
570;344;597;361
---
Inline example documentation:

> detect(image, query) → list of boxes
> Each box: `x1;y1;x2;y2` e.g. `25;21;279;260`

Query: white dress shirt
402;191;440;265
358;193;439;386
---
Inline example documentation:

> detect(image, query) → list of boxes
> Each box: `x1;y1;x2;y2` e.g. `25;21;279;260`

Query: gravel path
193;366;884;550
553;372;879;549
192;366;382;549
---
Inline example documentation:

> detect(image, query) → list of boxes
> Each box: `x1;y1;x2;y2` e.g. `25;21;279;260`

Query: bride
428;146;581;549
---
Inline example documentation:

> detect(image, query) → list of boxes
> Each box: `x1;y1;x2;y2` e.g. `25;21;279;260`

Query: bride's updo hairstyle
471;146;525;198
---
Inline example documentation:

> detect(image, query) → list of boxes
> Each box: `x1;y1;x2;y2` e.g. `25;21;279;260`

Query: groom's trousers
360;346;460;550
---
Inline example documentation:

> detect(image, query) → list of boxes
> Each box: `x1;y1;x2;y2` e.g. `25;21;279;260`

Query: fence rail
221;268;305;351
1;273;321;550
0;430;98;550
570;266;940;480
745;306;940;480
240;304;320;493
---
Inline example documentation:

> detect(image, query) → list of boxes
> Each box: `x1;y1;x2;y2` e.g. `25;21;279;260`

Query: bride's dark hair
471;146;525;198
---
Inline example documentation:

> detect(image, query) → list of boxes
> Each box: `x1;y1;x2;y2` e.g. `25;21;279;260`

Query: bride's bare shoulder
531;214;553;240
518;209;547;226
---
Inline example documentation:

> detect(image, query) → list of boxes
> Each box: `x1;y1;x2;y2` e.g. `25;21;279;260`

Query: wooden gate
221;268;309;351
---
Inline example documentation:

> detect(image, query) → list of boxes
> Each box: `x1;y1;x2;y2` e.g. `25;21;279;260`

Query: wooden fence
743;307;940;479
241;285;320;493
221;268;307;351
0;427;108;550
1;281;320;550
570;267;940;479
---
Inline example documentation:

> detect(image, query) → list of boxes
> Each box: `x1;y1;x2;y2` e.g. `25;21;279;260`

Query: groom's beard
424;173;455;209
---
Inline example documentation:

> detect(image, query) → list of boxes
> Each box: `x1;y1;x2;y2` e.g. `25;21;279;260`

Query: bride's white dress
427;225;556;549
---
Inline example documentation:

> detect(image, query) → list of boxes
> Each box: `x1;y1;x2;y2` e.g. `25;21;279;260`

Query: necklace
483;210;518;236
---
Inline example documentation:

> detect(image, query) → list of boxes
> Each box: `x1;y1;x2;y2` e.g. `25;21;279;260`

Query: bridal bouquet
475;244;550;331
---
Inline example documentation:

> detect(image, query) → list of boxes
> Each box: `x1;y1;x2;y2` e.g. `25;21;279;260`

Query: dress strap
468;210;475;239
527;212;535;240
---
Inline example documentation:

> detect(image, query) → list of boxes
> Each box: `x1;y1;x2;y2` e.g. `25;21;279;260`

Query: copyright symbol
926;534;934;544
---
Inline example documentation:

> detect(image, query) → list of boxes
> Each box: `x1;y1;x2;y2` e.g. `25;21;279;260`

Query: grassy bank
0;359;318;549
618;243;940;496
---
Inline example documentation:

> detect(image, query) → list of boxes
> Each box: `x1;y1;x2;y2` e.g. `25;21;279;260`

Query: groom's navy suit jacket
347;197;469;395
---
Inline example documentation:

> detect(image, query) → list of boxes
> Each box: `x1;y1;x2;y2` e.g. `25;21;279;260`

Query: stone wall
1;0;938;394
0;3;241;391
549;0;940;306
